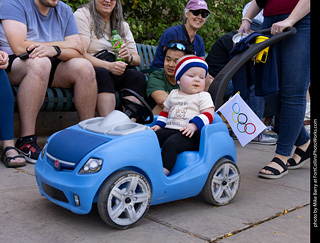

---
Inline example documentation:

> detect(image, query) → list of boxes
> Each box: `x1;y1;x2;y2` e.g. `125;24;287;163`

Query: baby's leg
155;128;178;147
161;132;201;173
163;168;170;176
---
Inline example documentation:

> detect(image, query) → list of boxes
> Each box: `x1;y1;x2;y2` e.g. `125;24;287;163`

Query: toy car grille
42;182;69;203
46;152;76;171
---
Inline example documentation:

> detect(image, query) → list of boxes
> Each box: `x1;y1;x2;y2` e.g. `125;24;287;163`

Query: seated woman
150;0;210;69
0;51;26;168
146;40;194;114
74;0;146;117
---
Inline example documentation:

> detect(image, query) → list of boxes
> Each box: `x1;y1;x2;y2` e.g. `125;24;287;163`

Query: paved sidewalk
0;141;310;243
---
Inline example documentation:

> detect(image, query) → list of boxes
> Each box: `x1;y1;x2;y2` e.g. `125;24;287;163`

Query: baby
151;55;215;175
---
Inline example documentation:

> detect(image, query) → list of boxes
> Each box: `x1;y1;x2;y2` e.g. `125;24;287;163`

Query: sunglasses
190;9;210;18
167;42;186;51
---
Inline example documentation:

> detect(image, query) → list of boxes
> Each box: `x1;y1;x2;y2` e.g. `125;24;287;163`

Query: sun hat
174;55;208;82
185;0;210;13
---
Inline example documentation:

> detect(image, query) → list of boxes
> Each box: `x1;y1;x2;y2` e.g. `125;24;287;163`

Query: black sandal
258;157;288;179
1;146;26;168
287;144;310;170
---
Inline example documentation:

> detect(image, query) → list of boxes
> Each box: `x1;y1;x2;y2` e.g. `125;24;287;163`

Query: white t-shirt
163;89;214;130
74;7;138;55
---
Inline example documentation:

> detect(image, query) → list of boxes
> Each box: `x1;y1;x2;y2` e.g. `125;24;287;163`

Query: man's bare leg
7;57;51;137
51;58;97;121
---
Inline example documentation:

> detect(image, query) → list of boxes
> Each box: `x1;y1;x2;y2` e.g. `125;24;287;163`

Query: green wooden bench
12;43;158;112
136;43;158;75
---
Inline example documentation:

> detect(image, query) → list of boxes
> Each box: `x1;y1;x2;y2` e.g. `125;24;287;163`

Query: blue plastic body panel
35;113;237;214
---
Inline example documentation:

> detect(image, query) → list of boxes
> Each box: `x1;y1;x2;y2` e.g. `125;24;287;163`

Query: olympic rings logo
231;103;256;134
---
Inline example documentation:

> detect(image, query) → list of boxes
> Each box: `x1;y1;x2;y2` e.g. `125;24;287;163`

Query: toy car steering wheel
119;88;154;124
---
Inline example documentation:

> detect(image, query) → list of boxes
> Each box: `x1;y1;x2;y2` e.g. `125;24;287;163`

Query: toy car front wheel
202;158;240;206
97;170;151;229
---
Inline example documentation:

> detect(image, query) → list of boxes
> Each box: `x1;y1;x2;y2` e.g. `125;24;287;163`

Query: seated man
146;40;194;114
0;0;97;163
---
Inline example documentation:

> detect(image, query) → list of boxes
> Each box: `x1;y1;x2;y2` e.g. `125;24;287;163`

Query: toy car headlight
79;158;103;174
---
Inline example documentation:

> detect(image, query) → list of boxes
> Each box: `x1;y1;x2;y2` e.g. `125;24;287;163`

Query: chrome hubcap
211;163;240;204
107;175;150;226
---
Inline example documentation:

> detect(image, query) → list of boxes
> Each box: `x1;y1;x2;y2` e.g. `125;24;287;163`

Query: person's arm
200;107;215;121
79;33;127;75
181;107;215;138
151;106;170;131
147;70;170;107
150;90;168;109
118;23;141;67
240;0;310;35
270;0;310;35
118;44;140;66
239;0;262;34
1;19;84;59
27;34;84;61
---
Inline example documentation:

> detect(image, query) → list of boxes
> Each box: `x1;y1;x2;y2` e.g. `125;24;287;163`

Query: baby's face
177;67;206;94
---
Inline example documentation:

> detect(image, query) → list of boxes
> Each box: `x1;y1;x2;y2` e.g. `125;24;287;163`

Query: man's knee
8;57;51;86
70;58;95;82
26;57;52;77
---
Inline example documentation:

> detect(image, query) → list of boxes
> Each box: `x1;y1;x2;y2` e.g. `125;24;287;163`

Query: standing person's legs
0;69;26;167
259;14;310;177
51;58;97;121
275;14;310;157
0;69;14;141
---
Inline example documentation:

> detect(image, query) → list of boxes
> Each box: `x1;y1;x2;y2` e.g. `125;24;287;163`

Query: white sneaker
251;133;277;145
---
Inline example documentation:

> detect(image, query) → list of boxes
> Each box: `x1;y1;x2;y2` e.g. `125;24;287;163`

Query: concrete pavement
0;140;311;243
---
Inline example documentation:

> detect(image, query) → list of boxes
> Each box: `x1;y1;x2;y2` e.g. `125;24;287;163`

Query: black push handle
208;27;296;110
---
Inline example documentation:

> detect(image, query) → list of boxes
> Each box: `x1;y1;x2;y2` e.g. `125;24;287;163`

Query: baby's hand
151;125;161;132
180;123;197;138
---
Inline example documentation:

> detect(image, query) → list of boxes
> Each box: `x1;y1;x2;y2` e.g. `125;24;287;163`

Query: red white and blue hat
174;55;208;82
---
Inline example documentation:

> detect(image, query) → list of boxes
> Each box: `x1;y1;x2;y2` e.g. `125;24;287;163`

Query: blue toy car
35;89;240;229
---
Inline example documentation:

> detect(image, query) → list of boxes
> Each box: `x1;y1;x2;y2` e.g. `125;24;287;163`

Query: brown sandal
1;146;26;168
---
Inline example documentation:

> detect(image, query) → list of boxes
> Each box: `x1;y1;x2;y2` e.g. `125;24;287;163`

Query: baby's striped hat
174;55;208;82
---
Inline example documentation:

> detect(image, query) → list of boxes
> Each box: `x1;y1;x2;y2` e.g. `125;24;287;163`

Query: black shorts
7;54;62;87
94;67;146;98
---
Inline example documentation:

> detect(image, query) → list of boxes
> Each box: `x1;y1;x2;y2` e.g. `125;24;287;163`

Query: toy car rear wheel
97;170;151;229
202;158;240;206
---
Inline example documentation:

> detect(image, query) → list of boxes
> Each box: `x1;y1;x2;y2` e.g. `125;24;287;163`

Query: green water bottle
111;30;125;62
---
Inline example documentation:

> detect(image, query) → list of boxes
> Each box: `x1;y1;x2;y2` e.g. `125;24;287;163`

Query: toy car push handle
256;27;297;44
208;27;296;110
